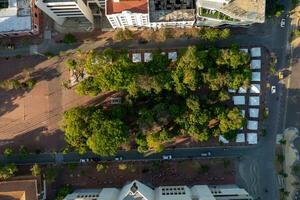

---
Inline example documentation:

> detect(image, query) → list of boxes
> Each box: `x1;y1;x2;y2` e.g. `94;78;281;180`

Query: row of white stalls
222;47;262;145
131;51;178;63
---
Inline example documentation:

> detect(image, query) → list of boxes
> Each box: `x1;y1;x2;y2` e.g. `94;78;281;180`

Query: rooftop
0;179;38;200
106;0;148;15
197;0;265;23
149;0;195;22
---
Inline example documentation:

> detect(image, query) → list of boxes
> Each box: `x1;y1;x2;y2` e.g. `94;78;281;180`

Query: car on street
200;152;211;157
280;19;286;28
115;156;123;161
162;155;172;160
271;85;276;94
79;158;90;163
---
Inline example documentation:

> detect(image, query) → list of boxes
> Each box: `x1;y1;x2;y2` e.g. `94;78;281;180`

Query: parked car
280;19;286;28
115;156;123;161
79;158;90;163
271;85;276;94
162;155;172;160
200;152;212;157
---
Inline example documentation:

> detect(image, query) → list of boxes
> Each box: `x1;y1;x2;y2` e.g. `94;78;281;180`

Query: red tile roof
106;0;148;15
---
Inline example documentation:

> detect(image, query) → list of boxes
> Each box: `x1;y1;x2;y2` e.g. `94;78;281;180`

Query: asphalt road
0;4;293;200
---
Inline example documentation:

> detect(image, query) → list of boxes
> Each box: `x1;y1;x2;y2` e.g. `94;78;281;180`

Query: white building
105;0;150;29
64;180;253;200
35;0;96;26
196;0;266;27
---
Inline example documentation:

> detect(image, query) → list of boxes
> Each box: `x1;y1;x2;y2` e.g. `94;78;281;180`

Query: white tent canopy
247;120;258;130
247;133;258;144
250;84;261;94
144;52;152;62
132;53;142;63
238;87;247;94
219;135;229;144
251;47;261;57
249;96;260;106
233;96;245;105
228;88;236;93
250;59;261;69
168;51;177;61
241;109;245;117
249;108;259;118
236;133;245;143
252;72;261;82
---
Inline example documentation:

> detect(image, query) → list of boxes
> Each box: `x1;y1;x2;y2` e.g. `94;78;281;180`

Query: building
105;0;150;29
0;177;41;200
64;180;253;200
195;0;266;27
0;0;40;37
149;0;196;28
35;0;102;30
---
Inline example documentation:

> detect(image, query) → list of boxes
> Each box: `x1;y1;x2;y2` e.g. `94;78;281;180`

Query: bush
23;79;36;90
140;29;155;41
96;164;107;172
56;186;72;200
118;163;127;170
19;145;30;159
63;33;77;44
31;164;41;176
0;79;22;90
154;28;170;43
113;29;133;41
3;148;14;156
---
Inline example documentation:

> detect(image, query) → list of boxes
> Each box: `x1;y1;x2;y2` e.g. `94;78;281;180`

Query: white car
280;19;286;28
79;158;89;163
200;152;212;157
162;155;172;160
271;86;276;94
115;156;123;161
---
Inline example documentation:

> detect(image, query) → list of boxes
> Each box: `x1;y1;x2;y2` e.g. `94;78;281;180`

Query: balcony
198;7;237;22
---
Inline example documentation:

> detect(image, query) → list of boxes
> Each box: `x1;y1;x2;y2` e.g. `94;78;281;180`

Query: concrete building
149;0;196;28
35;0;102;31
64;180;253;200
0;0;40;37
105;0;149;29
195;0;266;27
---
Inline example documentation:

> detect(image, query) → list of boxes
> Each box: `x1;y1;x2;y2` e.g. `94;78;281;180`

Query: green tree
44;167;58;183
3;148;14;156
113;29;133;41
31;164;41;177
0;164;18;180
63;33;77;44
96;164;107;172
87;119;128;156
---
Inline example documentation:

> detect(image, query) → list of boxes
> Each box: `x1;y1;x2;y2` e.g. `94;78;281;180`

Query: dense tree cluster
63;45;250;155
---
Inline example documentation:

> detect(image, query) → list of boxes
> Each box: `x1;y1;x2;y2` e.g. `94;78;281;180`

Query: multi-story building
105;0;150;29
195;0;266;27
148;0;195;28
0;0;41;37
35;0;93;25
63;180;253;200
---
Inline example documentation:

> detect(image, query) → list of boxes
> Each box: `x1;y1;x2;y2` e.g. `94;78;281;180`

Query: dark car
91;157;101;162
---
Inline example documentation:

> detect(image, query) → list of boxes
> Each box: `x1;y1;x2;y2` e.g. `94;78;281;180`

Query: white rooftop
238;86;247;94
132;53;142;63
251;72;261;82
144;52;152;62
236;133;245;143
168;51;177;61
251;47;261;57
249;96;260;106
250;84;261;94
247;133;258;144
233;96;245;105
250;59;261;69
219;135;229;144
249;108;259;118
247;120;258;130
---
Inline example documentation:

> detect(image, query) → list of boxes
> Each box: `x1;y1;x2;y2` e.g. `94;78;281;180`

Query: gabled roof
0;179;38;200
106;0;148;15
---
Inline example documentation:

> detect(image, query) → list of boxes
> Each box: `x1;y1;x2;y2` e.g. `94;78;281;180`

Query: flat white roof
247;120;258;130
168;51;177;61
250;84;261;94
236;133;245;143
0;13;31;33
251;72;261;82
251;47;261;57
132;53;142;63
249;108;259;118
144;52;152;62
219;135;229;144
250;59;261;69
233;96;245;105
238;86;247;94
249;96;260;106
247;133;258;144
